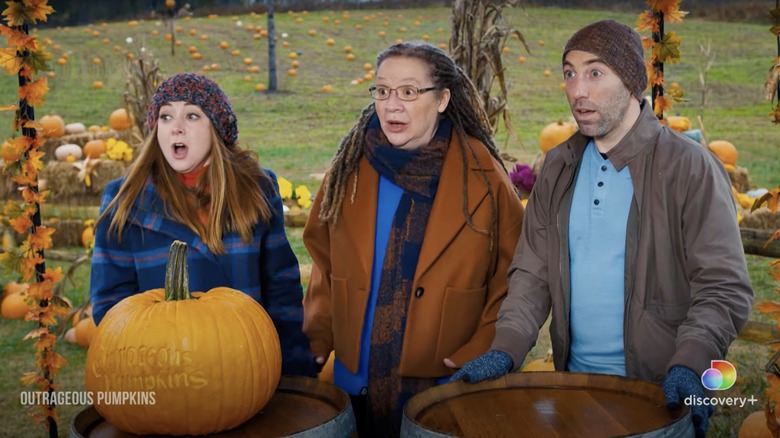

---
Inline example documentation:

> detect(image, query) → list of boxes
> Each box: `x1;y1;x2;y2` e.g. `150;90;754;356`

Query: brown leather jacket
492;102;754;383
303;134;524;377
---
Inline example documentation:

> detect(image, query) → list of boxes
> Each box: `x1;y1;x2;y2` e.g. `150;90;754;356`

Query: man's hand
662;365;713;438
449;350;513;383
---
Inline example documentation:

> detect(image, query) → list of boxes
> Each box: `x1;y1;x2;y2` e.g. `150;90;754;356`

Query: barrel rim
71;376;354;437
403;372;691;437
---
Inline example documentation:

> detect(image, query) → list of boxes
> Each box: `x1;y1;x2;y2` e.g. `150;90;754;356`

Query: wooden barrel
401;372;693;438
71;376;355;438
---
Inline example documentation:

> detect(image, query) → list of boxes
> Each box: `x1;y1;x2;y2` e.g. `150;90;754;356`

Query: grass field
0;5;778;437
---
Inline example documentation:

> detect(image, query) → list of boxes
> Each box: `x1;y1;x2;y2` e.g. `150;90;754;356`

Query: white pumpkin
54;143;83;161
64;122;86;134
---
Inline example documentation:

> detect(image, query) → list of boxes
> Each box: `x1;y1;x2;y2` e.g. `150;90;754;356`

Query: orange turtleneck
176;165;210;225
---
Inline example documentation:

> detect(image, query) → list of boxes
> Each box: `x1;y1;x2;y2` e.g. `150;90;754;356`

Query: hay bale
740;207;780;232
39;159;127;205
726;165;750;193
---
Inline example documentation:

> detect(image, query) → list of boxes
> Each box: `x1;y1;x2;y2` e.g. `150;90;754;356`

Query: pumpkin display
709;140;738;166
85;241;282;436
738;411;773;438
108;108;134;131
40;114;65;138
54;143;83;161
82;139;107;159
540;121;577;154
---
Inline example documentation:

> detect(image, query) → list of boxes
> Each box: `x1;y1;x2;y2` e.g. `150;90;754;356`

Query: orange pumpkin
521;352;554;372
74;315;97;348
83;139;107;159
318;351;335;382
40;114;65;138
108;108;134;131
708;140;738;166
85;241;282;436
540;121;577;154
738;411;773;438
1;292;29;319
1;140;20;162
4;281;28;297
664;116;691;133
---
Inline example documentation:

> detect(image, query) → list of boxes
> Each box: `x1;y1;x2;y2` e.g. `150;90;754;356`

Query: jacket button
415;287;424;298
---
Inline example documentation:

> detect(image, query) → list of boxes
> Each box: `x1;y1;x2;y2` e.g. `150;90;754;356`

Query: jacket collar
340;131;495;283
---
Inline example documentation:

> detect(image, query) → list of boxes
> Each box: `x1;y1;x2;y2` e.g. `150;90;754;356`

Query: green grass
0;5;778;437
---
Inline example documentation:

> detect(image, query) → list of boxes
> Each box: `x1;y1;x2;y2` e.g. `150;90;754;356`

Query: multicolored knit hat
146;72;238;147
562;19;648;99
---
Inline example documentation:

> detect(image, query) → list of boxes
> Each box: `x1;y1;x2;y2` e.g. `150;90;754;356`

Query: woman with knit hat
302;42;524;437
451;19;753;438
90;72;317;377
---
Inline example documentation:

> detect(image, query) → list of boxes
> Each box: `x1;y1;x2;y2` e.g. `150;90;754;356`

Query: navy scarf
363;113;452;436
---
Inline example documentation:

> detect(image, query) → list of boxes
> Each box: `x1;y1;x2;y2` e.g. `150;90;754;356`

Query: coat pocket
646;299;691;324
330;277;349;353
436;285;487;359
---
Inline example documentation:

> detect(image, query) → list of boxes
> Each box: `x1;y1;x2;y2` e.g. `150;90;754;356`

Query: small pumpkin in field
539;121;577;154
4;281;28;297
108;108;134;131
708;140;738;166
85;240;282;436
40;114;65;138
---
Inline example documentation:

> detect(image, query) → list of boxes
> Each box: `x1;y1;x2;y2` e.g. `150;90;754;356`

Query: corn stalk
449;0;528;138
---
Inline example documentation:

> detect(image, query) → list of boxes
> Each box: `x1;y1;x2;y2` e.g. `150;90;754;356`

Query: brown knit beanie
562;19;647;98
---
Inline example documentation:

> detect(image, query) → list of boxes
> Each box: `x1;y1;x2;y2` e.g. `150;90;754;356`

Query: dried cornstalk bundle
450;0;528;136
122;50;164;148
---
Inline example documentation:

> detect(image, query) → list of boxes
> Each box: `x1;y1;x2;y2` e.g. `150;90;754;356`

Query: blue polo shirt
567;140;633;376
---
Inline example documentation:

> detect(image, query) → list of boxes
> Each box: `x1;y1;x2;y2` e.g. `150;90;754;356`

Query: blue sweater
90;169;316;377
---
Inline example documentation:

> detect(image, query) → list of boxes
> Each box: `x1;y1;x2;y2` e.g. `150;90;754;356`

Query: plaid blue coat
90;169;316;377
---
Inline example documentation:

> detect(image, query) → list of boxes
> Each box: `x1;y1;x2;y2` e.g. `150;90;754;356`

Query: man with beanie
451;19;753;437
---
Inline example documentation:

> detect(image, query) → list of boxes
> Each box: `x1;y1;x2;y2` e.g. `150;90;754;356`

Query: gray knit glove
449;350;514;383
662;365;713;438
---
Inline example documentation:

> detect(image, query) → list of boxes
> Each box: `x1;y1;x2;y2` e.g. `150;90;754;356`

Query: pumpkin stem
165;240;191;301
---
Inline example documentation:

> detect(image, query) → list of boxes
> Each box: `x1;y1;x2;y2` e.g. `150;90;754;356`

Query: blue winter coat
90;169;316;377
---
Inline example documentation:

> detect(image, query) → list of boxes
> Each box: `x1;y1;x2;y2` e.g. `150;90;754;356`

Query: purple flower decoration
509;163;536;194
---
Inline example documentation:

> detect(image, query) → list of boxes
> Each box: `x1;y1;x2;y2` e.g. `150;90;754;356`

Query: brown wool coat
303;134;524;378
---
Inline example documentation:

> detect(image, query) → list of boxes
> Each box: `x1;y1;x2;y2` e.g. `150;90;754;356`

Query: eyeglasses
368;85;437;101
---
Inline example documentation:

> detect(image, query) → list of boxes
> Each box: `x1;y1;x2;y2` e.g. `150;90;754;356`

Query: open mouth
172;142;188;158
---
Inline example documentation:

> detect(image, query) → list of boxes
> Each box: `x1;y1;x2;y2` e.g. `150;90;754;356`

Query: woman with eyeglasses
302;42;524;437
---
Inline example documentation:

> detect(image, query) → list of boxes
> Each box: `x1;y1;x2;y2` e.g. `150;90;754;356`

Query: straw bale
740;207;780;232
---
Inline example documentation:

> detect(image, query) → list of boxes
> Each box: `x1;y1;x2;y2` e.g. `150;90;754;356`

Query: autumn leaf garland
637;0;688;118
0;1;65;436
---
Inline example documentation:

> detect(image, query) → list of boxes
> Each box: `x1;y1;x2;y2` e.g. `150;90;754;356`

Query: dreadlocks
317;42;506;246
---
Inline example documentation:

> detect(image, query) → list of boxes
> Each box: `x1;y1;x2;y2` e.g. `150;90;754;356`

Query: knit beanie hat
146;72;238;147
562;19;648;99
